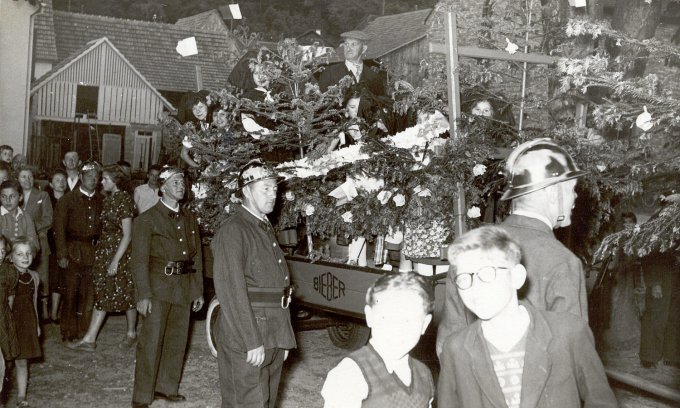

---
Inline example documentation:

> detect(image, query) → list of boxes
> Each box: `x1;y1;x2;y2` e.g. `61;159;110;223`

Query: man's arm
35;191;53;235
546;255;588;321
211;225;262;351
189;216;203;302
130;215;153;302
436;273;473;356
53;196;68;260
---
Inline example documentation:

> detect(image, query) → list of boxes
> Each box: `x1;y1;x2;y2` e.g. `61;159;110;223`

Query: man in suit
211;159;296;408
437;138;589;355
130;166;204;408
317;30;387;116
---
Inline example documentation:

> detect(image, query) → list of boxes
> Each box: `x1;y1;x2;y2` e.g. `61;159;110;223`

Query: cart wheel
206;297;220;358
327;322;370;350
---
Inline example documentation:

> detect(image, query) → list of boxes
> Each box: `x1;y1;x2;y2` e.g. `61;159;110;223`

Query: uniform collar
79;187;95;198
0;207;23;219
511;209;553;230
159;198;181;216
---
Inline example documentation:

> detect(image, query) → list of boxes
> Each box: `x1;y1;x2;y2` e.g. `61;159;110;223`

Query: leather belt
68;235;99;245
247;286;293;309
163;260;195;276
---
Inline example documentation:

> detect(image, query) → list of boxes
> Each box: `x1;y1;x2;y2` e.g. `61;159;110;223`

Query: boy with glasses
438;226;616;408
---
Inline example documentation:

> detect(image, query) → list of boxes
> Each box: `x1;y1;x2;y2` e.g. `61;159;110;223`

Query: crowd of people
0;27;677;408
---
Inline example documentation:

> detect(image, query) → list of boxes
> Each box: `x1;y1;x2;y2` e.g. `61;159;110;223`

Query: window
75;85;99;117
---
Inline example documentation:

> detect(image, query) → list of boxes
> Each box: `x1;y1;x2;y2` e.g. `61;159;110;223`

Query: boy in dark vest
321;272;434;407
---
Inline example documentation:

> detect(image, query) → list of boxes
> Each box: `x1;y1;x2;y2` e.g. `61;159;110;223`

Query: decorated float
163;4;680;354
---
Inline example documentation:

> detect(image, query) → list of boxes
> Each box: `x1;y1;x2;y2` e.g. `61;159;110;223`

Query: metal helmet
237;159;283;190
500;138;587;201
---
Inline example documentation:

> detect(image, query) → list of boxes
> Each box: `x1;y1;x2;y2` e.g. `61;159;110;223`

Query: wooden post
443;11;467;239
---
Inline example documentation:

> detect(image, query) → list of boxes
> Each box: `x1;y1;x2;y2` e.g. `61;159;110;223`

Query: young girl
8;238;41;407
0;236;18;374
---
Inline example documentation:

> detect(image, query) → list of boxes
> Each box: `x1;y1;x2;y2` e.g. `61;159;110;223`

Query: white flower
467;206;481;219
596;164;607;172
304;204;315;216
229;193;241;203
191;183;208;199
472;164;487;177
644;0;652;3
505;38;519;54
393;194;406;207
413;185;432;197
285;191;295;201
341;211;353;223
182;136;193;148
377;190;393;205
224;204;231;213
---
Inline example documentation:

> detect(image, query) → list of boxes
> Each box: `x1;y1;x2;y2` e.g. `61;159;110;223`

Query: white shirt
134;183;159;214
345;60;363;82
67;175;79;191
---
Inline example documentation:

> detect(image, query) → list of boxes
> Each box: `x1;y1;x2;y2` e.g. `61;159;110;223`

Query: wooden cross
428;11;556;237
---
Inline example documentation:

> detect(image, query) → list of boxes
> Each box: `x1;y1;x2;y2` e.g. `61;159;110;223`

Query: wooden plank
443;11;467;238
429;42;555;65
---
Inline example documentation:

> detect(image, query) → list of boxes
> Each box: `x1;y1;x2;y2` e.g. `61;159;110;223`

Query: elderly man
131;166;204;408
54;161;103;342
317;30;387;100
436;138;589;355
211;159;296;408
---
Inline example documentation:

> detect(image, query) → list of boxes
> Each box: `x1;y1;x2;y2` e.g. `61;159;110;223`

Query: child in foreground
7;238;41;407
321;272;435;407
438;226;617;408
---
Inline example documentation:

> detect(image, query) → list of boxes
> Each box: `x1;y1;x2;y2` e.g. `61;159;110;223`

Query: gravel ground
0;314;677;407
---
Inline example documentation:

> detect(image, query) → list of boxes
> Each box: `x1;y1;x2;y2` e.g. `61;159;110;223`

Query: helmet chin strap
556;186;565;223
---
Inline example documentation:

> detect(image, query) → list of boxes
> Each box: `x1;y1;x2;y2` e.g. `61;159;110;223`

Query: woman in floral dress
67;164;137;351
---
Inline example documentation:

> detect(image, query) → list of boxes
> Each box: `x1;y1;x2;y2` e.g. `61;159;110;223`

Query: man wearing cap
130;166;204;408
317;30;387;100
54;160;103;342
436;138;589;356
211;159;296;408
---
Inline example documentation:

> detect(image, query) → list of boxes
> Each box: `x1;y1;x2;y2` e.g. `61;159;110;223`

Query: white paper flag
176;37;198;57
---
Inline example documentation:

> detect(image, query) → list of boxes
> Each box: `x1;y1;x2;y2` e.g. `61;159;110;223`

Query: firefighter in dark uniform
211;159;296;408
54;160;103;342
130;166;204;408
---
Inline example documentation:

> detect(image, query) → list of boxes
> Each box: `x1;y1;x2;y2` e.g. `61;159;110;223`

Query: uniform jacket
211;205;296;352
130;201;203;306
317;60;387;98
436;215;588;355
53;188;103;266
438;305;618;408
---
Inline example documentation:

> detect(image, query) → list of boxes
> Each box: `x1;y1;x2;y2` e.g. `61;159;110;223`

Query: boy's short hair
10;236;33;255
366;272;434;314
0;179;22;195
0;145;13;154
621;211;637;224
447;226;522;271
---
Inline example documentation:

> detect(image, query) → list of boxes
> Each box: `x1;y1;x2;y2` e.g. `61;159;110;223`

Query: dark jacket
211;205;296;352
438;305;618;408
53;188;103;266
437;214;588;355
130;201;203;305
317;61;387;98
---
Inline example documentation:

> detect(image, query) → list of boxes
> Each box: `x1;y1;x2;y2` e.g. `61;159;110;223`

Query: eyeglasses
454;266;511;290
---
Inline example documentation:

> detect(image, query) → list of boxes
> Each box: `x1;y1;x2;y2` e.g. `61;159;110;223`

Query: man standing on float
211;159;296;408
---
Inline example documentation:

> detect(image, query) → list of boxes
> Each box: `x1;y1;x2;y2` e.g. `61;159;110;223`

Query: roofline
175;8;231;33
370;33;427;59
31;37;176;113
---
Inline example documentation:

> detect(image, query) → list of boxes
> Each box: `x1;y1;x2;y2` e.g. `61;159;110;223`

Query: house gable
31;37;175;125
175;9;230;34
362;8;432;59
